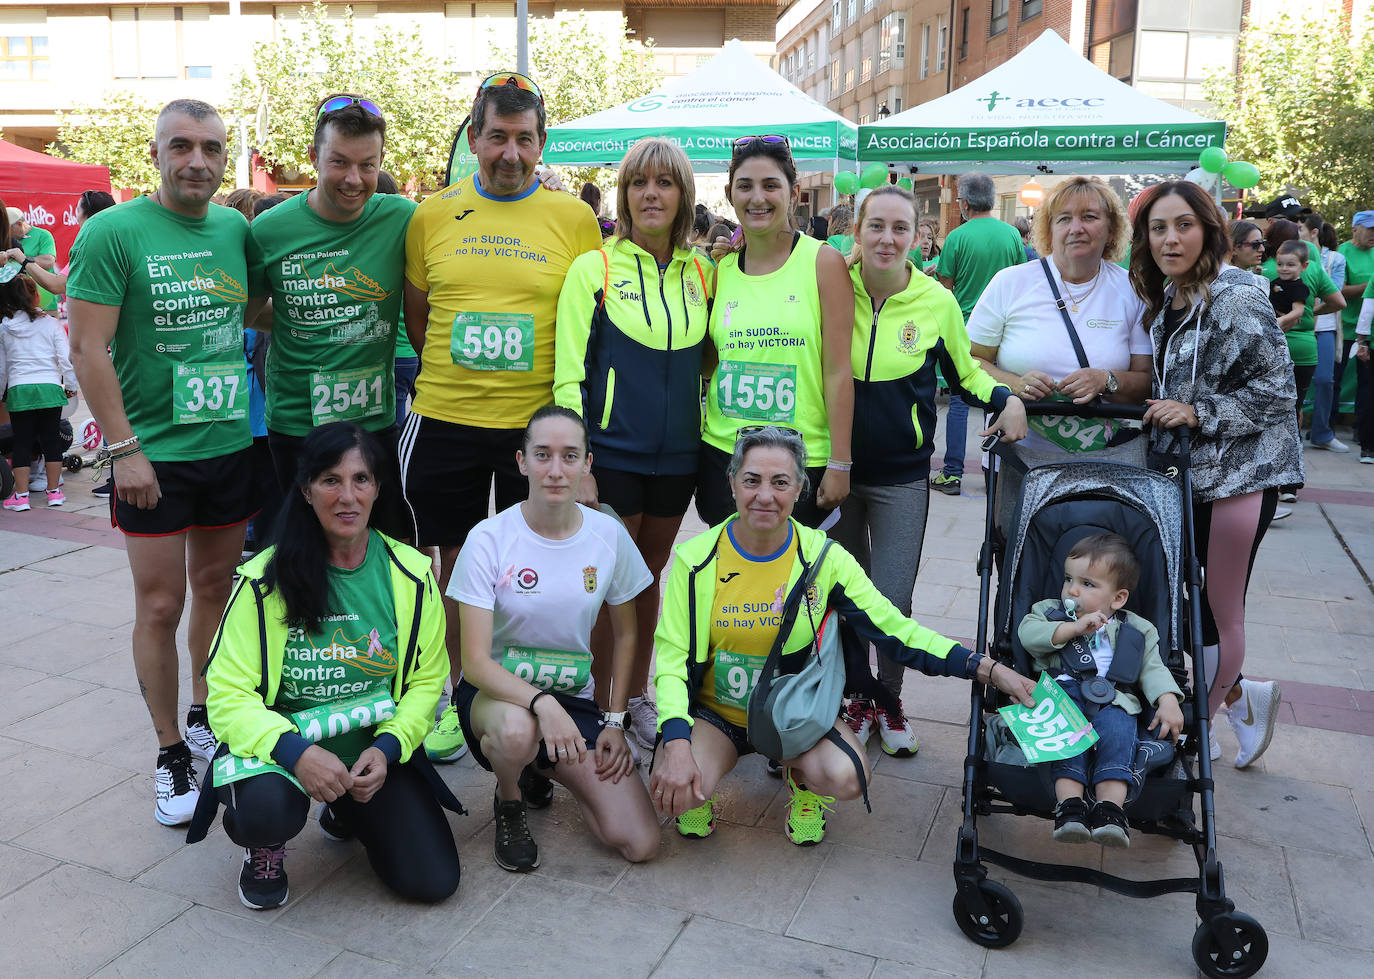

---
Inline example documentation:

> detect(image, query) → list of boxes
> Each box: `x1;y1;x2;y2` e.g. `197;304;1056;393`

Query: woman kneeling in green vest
192;422;462;910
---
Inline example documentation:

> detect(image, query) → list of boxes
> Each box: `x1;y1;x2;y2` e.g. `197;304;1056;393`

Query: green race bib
997;673;1099;764
450;311;534;371
171;362;248;425
501;646;591;694
717;360;797;422
212;753;304;792
309;365;388;425
288;688;396;744
1027;393;1114;452
713;649;767;710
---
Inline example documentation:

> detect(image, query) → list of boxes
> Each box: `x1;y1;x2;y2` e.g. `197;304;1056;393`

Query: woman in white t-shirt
448;405;657;873
967;177;1153;453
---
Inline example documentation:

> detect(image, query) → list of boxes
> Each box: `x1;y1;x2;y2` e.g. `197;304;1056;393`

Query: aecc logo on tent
977;90;1106;112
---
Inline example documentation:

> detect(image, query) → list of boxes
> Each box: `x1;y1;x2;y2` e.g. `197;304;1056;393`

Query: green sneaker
675;797;717;838
785;768;834;846
930;473;962;496
424;703;469;762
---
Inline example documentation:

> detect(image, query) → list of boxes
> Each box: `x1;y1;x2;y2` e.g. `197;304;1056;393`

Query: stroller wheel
1191;912;1268;978
63;454;84;473
952;879;1023;948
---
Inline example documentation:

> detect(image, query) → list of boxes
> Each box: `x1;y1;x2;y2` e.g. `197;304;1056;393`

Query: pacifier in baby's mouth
1064;598;1078;620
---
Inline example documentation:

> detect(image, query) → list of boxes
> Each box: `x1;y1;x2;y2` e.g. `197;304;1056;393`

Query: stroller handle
1020;400;1148;422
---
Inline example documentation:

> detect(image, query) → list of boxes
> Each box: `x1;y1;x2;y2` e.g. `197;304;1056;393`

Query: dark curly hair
1129;181;1231;327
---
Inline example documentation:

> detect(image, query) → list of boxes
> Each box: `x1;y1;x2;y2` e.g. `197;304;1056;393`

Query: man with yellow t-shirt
400;72;602;761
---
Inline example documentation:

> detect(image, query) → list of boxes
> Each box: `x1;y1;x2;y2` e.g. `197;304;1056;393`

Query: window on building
894;13;905;64
864;0;876;11
861;54;871;83
832;0;843;33
959;8;969;60
848;0;857;26
878;13;893;73
1137;30;1188;78
1021;0;1043;20
920;23;930;79
893;96;903;112
845;66;854;91
860;112;871;124
830;58;840;99
0;36;49;80
111;8;178;79
936;14;948;72
990;0;1009;37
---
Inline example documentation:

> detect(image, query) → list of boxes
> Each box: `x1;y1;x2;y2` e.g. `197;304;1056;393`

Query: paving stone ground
2;406;1372;977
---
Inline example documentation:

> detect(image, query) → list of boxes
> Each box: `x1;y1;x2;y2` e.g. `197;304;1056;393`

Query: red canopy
0;140;111;265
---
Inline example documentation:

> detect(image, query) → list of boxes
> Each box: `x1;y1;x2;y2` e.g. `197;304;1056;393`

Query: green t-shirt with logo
1263;247;1333;367
248;191;415;436
936;217;1026;320
66;197;252;462
16;226;58;310
275;530;399;767
1338;241;1374;342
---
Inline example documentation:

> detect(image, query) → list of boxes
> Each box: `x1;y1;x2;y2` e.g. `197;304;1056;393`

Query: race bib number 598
451;311;534;371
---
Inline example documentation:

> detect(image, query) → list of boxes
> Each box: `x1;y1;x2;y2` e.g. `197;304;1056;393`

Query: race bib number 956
172;362;248;425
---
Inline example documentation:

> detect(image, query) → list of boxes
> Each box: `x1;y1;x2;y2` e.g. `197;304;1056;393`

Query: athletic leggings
1193;488;1278;716
8;405;63;470
829;478;931;699
218;760;460;903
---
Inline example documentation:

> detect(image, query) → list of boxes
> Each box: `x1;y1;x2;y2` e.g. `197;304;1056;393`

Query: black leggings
8;406;63;470
218;761;460;903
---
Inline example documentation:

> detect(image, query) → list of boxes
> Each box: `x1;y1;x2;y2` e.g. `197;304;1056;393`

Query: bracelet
528;690;550;713
110;446;143;462
826;458;852;472
106;435;140;452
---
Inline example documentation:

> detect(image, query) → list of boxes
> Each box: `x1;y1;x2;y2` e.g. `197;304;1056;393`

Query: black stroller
951;403;1268;977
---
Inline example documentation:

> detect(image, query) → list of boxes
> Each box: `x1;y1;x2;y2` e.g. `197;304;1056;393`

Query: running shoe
876;700;918;757
185;719;217;766
154;746;199;826
627;696;659;750
318;803;353;841
1088;800;1130;848
518;763;554;810
424;703;469;762
784;768;834;846
1271;507;1292;521
1209;726;1221;762
3;493;31;512
238;845;289;909
45;488;66;507
92;478;114;499
1278;491;1297;503
930;473;962;496
1310;437;1350;453
1052;796;1091;844
676;796;717;839
766;758;784;778
1229;678;1281;769
840;698;874;747
493;794;539;872
1361;453;1374;464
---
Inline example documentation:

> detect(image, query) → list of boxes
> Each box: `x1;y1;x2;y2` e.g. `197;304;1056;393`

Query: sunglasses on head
477;71;544;105
735;423;803;442
316;94;383;123
732;134;790;155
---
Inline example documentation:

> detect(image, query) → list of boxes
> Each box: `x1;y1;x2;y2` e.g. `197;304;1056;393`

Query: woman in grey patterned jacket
1129;180;1299;772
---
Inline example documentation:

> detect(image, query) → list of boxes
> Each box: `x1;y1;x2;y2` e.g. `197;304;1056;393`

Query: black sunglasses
732;134;791;157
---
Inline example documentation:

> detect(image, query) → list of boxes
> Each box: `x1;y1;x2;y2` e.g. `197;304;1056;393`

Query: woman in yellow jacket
555;138;712;747
193;422;461;911
833;185;1027;757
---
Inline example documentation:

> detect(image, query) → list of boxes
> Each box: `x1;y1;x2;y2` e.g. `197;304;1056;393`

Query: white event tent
544;39;858;173
857;30;1226;174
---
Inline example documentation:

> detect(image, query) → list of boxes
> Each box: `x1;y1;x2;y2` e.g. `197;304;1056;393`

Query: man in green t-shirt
246;96;416;540
6;207;58;310
1334;211;1374;431
68;99;256;829
933;172;1026;495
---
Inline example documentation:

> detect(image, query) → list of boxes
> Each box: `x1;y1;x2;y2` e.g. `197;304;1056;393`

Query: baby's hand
1072;609;1109;637
1148;693;1185;742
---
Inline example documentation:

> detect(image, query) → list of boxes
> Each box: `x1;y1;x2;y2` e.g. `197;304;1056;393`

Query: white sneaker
1271;507;1292;521
840;698;874;746
1278;491;1297;503
1311;437;1350;453
1228;679;1281;769
876;701;919;757
186;719;218;766
154;748;200;826
627;696;659;750
1209;726;1221;762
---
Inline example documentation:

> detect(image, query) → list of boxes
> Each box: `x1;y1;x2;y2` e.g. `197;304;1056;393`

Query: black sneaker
318;803;354;841
1052;797;1091;844
766;758;784;778
518;764;554;810
92;478;114;499
1089;800;1130;848
238;845;289;909
493;794;539;873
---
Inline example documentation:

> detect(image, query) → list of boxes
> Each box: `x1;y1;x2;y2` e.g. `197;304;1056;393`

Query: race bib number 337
172;362;248;424
451;311;534;371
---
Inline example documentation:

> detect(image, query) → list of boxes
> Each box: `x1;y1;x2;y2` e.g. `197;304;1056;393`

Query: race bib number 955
172;362;248;424
713;649;766;709
501;646;591;694
451;311;534;371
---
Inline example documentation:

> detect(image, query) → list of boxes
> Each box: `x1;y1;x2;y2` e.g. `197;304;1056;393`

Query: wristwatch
603;710;628;729
1103;370;1119;395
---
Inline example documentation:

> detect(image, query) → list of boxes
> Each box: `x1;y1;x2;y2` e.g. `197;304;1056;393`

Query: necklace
1060;263;1102;314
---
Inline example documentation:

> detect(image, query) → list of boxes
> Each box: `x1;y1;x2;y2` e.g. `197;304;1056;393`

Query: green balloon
1223;160;1261;189
897;177;913;190
834;171;859;195
1198;146;1229;173
861;163;889;189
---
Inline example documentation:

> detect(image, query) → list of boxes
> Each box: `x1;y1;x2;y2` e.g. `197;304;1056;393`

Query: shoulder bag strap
1039;257;1090;369
761;539;833;674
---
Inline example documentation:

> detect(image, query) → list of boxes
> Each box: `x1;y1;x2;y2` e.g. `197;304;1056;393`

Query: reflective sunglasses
732;134;790;155
735;423;803;442
316;94;383;123
478;71;544;105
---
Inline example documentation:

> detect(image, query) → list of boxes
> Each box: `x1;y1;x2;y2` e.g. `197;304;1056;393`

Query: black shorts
693;442;832;529
268;426;415;541
111;446;260;537
454;678;605;773
593;465;695;520
398;414;525;548
689;702;757;757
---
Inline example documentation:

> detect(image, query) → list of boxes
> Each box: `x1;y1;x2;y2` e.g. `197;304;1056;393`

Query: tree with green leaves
229;2;465;191
1205;11;1374;231
49;91;165;194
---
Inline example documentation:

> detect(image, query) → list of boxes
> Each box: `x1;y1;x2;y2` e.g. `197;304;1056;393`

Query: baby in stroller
1017;532;1184;848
